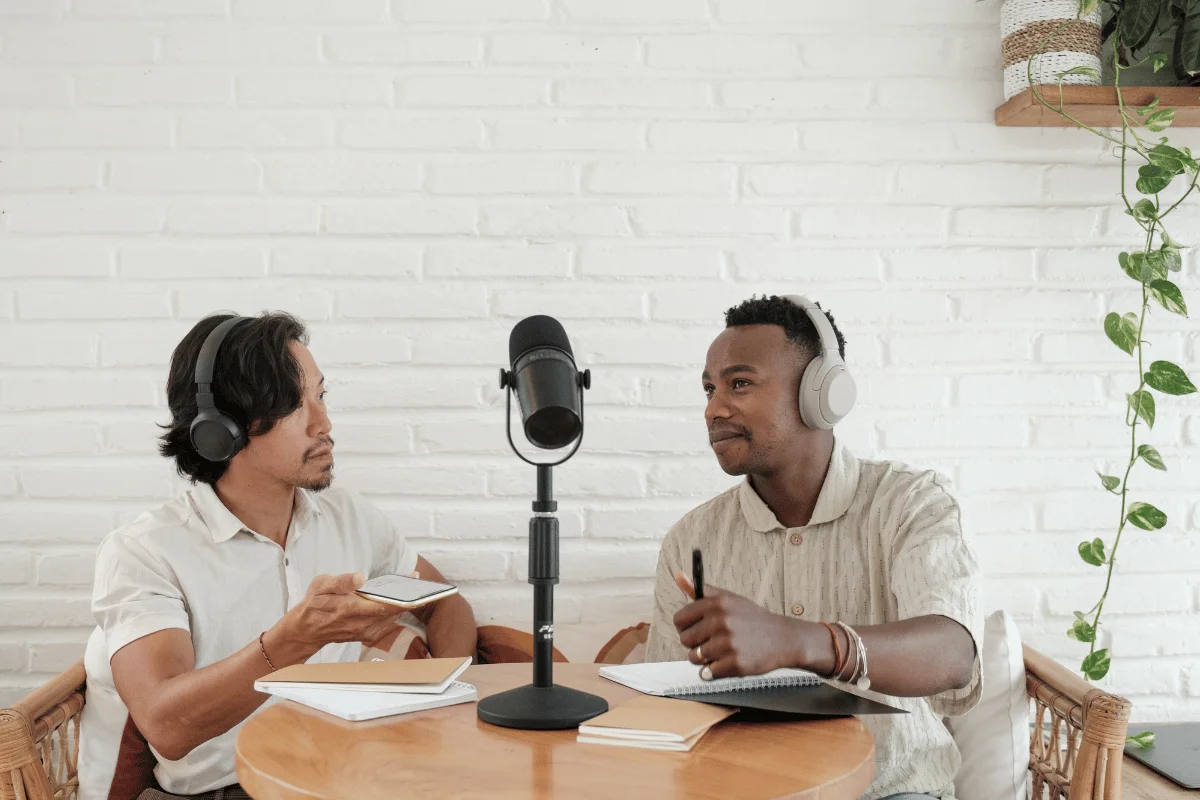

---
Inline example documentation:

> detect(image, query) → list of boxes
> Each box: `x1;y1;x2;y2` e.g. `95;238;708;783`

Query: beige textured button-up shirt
646;441;983;799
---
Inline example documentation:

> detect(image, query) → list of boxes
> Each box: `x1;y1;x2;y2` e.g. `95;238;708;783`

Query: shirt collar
188;482;323;544
737;438;861;532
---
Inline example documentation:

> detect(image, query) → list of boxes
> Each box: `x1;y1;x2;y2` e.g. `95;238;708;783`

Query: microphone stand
476;368;609;730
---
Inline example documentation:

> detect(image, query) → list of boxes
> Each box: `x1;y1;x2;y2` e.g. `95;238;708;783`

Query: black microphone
480;315;606;731
508;315;584;450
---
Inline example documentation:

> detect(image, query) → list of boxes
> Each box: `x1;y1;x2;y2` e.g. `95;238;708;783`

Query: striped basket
1001;0;1102;99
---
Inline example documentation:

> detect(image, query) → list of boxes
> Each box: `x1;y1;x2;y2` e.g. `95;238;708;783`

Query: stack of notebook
254;656;476;721
579;695;736;751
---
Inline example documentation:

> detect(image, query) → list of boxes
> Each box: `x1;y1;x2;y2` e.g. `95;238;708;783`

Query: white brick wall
1;0;1199;721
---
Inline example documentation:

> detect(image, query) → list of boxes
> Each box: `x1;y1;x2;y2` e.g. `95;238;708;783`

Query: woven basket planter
1001;0;1102;100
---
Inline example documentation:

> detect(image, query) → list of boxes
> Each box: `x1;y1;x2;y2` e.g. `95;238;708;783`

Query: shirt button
789;532;803;546
284;558;289;566
791;604;805;616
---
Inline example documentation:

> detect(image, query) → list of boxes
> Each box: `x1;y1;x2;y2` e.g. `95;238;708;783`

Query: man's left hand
672;571;794;679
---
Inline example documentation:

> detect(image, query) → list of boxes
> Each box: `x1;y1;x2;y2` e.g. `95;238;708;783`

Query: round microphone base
477;683;608;730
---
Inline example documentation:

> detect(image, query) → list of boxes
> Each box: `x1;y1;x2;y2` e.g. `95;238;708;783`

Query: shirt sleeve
890;472;984;718
357;495;419;578
92;533;191;660
644;522;690;664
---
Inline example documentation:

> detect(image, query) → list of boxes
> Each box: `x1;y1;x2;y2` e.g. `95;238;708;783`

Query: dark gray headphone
189;316;250;462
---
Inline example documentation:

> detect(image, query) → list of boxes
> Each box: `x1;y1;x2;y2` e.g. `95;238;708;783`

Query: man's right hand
273;572;403;653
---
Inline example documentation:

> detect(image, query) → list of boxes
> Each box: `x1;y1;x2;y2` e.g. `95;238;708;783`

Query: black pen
692;548;704;600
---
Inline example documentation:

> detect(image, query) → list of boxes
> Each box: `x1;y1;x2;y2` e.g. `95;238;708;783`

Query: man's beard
302;466;333;492
299;437;335;491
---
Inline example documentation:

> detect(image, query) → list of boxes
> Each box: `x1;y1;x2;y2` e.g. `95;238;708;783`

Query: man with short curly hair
80;312;476;800
646;295;982;800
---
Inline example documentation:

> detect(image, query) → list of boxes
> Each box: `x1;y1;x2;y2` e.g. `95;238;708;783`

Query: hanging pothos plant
1023;0;1200;748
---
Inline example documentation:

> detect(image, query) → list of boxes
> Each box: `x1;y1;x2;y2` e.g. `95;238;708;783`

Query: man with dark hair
79;312;477;800
645;295;982;800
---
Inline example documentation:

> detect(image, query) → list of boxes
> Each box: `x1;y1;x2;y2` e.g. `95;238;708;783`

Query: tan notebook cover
579;695;736;743
258;657;470;689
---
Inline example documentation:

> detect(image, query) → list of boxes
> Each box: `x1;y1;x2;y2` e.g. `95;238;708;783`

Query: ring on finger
693;644;705;663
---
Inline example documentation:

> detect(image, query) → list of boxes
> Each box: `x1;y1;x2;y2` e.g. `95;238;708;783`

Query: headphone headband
194;316;248;392
782;295;841;362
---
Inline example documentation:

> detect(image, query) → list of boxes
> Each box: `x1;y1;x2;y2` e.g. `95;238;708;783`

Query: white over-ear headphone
783;295;857;430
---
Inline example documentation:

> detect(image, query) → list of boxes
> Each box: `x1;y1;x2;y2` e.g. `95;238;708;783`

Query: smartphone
356;574;459;609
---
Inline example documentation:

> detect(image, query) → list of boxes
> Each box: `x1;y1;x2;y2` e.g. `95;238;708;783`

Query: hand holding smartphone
355;573;458;609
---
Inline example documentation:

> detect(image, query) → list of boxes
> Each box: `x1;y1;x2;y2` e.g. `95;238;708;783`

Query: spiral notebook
600;661;906;717
599;661;821;696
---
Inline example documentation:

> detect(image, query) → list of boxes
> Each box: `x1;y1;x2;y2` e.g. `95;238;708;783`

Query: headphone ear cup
798;356;827;430
818;365;857;428
190;410;245;462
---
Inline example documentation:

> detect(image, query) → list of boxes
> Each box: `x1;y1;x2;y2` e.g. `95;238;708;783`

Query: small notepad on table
598;661;821;697
263;681;478;722
254;656;471;695
578;695;736;752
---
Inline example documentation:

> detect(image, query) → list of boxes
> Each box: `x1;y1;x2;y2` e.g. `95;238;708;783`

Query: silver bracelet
837;622;870;690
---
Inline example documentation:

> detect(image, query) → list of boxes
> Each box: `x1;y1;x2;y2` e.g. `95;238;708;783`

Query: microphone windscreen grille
508;315;573;365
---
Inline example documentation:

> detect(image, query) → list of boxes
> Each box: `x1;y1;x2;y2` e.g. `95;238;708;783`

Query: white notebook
262;681;478;722
599;661;821;697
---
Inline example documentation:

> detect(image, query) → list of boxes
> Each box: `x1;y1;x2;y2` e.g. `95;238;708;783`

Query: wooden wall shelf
996;85;1200;127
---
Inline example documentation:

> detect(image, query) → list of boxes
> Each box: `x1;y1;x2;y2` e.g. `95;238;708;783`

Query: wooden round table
236;663;874;799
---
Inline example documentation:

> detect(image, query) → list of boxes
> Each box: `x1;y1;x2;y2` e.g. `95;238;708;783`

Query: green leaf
1127;198;1159;221
1160;245;1183;272
1162;230;1185;249
1104;311;1139;355
1068;618;1097;642
1127;389;1156;428
1150;52;1170;72
1120;251;1154;282
1127;730;1156;748
1145;107;1177;132
1078;0;1101;15
1081;648;1111;680
1058;65;1101;80
1127;501;1168;530
1137;164;1175;194
1097;471;1121;492
1073;610;1088;621
1145;250;1171;281
1137;96;1160;116
1145;360;1198;395
1079;540;1105;566
1149;279;1188;315
1148;143;1191;174
1177;0;1200;75
1138;444;1167;470
1118;0;1161;51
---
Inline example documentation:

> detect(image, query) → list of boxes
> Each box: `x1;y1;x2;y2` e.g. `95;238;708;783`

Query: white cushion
947;609;1030;800
78;626;129;800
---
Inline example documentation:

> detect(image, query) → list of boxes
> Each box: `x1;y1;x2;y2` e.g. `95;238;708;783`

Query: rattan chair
1024;646;1131;799
2;647;1133;800
1;661;84;800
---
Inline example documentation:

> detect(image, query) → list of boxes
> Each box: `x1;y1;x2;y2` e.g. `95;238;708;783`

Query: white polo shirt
80;482;418;797
646;440;983;799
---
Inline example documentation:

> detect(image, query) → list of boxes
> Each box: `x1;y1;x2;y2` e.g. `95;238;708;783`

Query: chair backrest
0;661;85;800
1024;646;1131;799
